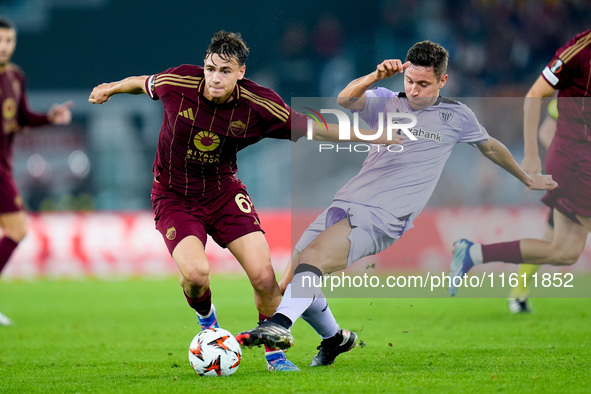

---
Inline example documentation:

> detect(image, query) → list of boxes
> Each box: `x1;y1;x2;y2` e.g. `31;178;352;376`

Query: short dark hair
0;18;15;30
205;31;249;66
406;41;448;79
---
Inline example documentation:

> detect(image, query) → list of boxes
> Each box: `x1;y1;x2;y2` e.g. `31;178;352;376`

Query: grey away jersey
333;87;490;229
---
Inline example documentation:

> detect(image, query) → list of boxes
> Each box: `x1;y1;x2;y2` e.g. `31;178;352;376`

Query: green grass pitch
0;275;589;393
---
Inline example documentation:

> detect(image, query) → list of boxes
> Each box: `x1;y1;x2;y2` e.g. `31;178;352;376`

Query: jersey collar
397;92;443;107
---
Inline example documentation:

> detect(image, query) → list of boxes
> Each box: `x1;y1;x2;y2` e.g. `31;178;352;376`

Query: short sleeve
357;87;396;129
540;31;590;90
145;66;179;101
288;110;309;141
458;104;490;146
145;65;199;101
541;47;569;89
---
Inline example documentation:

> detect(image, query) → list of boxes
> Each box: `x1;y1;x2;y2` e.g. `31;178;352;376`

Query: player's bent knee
181;265;210;288
248;267;278;294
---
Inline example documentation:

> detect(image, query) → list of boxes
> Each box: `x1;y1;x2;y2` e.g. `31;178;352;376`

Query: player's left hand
48;101;73;125
525;173;558;191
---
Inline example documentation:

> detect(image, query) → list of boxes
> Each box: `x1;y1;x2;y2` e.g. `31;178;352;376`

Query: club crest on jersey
230;120;246;135
166;227;177;241
550;59;563;74
193;130;220;152
439;110;454;124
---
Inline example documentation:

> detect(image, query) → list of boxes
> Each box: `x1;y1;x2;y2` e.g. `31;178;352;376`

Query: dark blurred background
3;0;590;211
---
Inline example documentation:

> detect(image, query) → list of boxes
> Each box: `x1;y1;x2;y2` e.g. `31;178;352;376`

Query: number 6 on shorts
235;193;253;213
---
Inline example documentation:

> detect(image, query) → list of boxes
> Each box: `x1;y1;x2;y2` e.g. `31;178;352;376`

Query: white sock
302;296;339;339
275;270;323;324
196;305;214;318
264;350;282;357
470;243;483;265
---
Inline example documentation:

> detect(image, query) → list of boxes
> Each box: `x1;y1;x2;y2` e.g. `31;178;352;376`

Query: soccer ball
188;328;242;376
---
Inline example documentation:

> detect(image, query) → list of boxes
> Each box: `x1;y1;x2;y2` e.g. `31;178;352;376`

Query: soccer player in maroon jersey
88;30;397;371
507;98;558;313
0;18;72;326
449;29;591;301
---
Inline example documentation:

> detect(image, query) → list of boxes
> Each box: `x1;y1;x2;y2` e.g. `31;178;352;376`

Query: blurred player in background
449;29;591;299
236;41;557;365
0;18;72;326
88;31;394;372
508;98;557;313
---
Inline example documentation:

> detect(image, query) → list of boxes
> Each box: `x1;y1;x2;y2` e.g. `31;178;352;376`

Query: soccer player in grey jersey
237;41;558;366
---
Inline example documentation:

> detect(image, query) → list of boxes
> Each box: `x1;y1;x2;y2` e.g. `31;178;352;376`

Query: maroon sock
259;313;278;353
184;287;212;315
482;241;523;264
0;237;19;273
259;312;269;324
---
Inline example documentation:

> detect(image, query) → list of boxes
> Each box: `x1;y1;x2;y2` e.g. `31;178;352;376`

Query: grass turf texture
0;275;589;393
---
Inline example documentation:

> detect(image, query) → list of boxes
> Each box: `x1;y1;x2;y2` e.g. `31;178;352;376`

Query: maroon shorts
541;135;591;223
151;179;263;255
0;175;24;214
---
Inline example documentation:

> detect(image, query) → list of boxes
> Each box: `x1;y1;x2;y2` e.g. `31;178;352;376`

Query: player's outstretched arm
522;76;556;174
309;121;404;146
337;59;410;111
477;137;558;191
88;76;148;104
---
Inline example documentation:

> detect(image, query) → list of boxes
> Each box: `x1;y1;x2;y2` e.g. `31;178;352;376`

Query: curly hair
406;41;448;79
205;31;250;66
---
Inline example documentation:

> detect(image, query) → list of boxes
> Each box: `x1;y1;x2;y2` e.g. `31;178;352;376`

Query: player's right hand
88;83;112;104
375;59;410;80
525;173;558;191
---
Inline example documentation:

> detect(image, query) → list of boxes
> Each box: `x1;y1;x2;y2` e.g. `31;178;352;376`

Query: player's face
0;28;16;68
203;54;245;104
403;64;447;110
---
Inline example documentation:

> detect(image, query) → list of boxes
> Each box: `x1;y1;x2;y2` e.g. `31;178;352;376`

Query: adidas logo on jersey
178;108;195;120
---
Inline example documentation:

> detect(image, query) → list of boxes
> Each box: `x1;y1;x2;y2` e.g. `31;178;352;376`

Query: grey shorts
295;200;411;268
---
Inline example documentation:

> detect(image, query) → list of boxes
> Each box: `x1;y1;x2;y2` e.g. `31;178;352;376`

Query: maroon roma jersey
146;64;307;196
0;64;50;186
541;29;591;142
